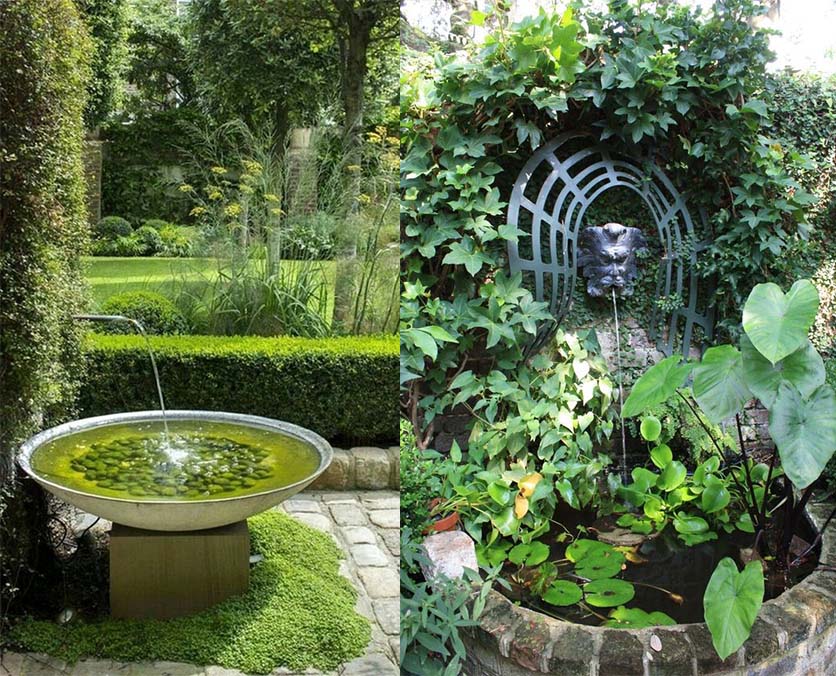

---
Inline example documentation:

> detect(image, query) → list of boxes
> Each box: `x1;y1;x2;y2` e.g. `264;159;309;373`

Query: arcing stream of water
611;289;628;483
73;314;170;440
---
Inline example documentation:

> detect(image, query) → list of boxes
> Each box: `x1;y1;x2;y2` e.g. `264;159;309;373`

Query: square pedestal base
110;520;250;619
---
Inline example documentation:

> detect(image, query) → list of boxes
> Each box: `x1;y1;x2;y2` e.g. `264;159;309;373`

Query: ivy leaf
704;558;764;659
442;240;491;276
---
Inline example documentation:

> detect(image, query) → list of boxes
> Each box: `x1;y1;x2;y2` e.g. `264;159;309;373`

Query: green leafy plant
99;291;188;335
400;527;499;676
436;331;616;551
621;278;836;657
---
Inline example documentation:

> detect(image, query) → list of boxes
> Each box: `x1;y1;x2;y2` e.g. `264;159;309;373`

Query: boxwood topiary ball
99;291;188;335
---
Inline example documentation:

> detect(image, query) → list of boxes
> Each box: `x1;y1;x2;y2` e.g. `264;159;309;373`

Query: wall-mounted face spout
577;222;648;297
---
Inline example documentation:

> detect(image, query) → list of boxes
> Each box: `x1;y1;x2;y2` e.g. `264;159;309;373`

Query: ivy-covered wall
0;0;92;617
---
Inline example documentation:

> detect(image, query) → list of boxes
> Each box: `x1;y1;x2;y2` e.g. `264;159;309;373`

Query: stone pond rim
17;410;333;531
457;502;836;676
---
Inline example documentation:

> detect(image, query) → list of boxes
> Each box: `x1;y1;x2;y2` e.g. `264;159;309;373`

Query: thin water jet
611;288;628;483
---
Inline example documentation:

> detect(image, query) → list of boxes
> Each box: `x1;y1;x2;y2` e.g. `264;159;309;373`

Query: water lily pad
574;547;625;580
566;538;610;563
604;606;677;628
583;578;635;607
542;580;583;606
508;541;550;566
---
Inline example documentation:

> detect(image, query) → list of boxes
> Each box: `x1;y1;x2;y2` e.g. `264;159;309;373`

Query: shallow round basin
17;410;332;531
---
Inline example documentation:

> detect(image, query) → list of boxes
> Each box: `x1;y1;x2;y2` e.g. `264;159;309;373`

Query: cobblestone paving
0;491;400;676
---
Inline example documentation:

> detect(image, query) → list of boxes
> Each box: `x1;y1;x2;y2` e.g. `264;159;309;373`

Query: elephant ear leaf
704;558;764;660
769;382;836;489
742;280;819;365
741;335;824;409
692;345;751;423
621;356;693;418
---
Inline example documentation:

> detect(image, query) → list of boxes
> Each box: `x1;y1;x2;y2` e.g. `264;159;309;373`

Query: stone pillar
286;127;317;215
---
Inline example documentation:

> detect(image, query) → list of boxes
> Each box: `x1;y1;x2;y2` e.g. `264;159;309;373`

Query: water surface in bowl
30;419;320;501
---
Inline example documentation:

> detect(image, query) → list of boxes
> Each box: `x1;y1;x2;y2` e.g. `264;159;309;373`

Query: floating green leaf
622;356;693;418
640;415;662;442
565;538;609;563
583;578;635;607
769;382;836;489
692;345;751;423
509;541;550;566
604;606;677;628
742;280;819;365
574;547;625;580
741;336;824;408
704;558;764;659
542;580;583;607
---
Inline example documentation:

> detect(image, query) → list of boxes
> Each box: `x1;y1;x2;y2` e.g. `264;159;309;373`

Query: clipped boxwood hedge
80;334;398;444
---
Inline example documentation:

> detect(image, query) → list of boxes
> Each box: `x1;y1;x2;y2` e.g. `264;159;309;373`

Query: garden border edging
458;500;836;676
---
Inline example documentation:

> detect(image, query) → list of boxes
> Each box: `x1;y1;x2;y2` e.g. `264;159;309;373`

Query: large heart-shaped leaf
703;558;764;659
543;580;583;606
741;335;825;408
769;382;836;489
701;476;731;513
583;578;635;607
742;280;819;365
693;345;751;423
622;356;693;418
658;460;687;491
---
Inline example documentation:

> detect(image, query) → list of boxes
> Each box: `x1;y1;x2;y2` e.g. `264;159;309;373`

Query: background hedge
80;334;399;444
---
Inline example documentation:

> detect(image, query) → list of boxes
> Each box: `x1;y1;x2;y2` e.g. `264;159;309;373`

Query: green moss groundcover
6;511;371;673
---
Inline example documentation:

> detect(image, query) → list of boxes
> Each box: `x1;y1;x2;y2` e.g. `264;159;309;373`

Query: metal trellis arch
507;132;714;357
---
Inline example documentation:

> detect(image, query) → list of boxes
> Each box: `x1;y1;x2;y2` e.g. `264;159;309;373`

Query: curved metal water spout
73;314;168;434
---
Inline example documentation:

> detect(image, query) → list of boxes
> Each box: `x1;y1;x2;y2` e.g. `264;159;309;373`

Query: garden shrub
400;419;440;532
79;334;399;444
158;223;196;257
0;0;91;624
95;215;133;239
133;224;164;255
7;511;370;673
141;218;172;231
99;291;188;335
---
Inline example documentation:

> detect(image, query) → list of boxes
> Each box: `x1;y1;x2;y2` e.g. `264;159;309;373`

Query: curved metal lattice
507;132;714;357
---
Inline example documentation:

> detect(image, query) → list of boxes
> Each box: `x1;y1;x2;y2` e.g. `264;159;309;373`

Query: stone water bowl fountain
15;314;334;618
17;410;332;532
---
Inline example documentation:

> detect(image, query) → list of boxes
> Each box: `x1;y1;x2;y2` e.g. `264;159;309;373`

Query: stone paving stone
319;492;358;504
339;653;398;675
341;526;376;545
359;494;399;510
205;667;249;676
292;512;333;533
380;530;399;557
70;659;130;675
372;599;399;636
329;504;367;527
1;651;27;676
127;662;205;675
357;567;399;598
350;544;388;567
22;654;66;675
282;499;322;513
367;510;398;529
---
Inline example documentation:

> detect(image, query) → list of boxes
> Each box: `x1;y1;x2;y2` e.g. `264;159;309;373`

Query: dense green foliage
401;2;816;450
99;291;188;334
0;0;91;622
399;420;437;533
76;0;129;128
188;0;338;131
101;108;203;223
6;511;370;673
80;334;399;444
622;279;834;656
